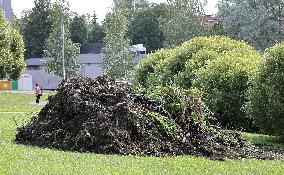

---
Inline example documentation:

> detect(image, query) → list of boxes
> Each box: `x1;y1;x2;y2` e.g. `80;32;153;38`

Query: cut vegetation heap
16;76;284;160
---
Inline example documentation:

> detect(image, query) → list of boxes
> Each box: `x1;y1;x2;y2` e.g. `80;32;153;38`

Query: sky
11;0;218;23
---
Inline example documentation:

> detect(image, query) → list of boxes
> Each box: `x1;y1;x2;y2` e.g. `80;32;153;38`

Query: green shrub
132;48;173;88
194;51;260;130
133;36;261;131
246;42;284;138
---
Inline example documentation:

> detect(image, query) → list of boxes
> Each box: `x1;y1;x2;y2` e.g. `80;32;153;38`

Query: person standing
35;83;42;103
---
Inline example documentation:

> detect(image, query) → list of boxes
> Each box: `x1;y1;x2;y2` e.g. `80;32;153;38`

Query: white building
0;0;13;21
25;49;146;89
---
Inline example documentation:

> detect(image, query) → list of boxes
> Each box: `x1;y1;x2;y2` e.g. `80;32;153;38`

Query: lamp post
61;12;66;80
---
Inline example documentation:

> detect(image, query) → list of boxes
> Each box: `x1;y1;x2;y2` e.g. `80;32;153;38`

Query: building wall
24;53;146;89
0;0;13;21
78;63;103;78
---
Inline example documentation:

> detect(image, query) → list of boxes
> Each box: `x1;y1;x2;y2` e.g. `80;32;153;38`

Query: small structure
18;74;33;91
0;80;12;91
132;44;147;54
26;58;46;71
24;70;62;90
201;15;221;27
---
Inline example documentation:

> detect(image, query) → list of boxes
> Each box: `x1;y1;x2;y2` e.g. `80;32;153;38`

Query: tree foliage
20;0;53;58
101;0;135;79
44;0;81;79
70;14;88;46
161;0;206;47
0;12;25;79
128;3;169;53
218;0;284;51
246;42;284;138
87;12;106;43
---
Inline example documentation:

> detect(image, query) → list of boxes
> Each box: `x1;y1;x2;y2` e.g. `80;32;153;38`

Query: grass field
1;92;284;175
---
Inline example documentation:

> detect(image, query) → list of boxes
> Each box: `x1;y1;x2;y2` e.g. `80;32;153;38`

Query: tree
128;3;169;53
70;14;88;46
101;2;135;79
161;0;207;47
87;12;106;43
44;0;81;79
20;0;53;58
0;12;25;79
218;0;284;51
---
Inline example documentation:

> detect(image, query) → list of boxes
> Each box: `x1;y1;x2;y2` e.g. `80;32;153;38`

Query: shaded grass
0;93;284;174
242;132;284;149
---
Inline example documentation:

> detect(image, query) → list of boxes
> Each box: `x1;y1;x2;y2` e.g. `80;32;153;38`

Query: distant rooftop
81;43;106;54
202;15;221;27
26;58;46;66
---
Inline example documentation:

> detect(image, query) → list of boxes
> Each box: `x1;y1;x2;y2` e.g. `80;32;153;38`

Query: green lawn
1;92;284;175
0;91;52;112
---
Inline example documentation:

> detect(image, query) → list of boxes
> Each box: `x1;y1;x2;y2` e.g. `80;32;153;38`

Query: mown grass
0;91;53;112
1;92;284;175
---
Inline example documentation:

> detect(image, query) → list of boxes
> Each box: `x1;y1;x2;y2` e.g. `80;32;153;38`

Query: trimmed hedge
246;42;284;138
133;36;261;131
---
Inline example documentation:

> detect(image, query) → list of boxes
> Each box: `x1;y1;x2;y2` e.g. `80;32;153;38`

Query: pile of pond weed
15;76;284;160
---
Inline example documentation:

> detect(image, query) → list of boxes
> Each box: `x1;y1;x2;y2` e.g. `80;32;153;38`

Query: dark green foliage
15;76;264;160
246;42;284;139
88;24;105;43
133;36;261;131
87;13;106;43
20;0;53;58
70;15;88;46
128;3;169;53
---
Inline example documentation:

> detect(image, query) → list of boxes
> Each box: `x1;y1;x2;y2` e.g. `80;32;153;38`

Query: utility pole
133;0;136;10
61;12;66;80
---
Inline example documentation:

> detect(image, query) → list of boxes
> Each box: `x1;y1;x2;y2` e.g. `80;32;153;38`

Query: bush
133;36;261;130
194;51;260;131
132;48;173;88
246;42;284;138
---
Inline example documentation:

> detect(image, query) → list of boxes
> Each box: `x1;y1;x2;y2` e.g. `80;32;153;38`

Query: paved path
28;101;48;106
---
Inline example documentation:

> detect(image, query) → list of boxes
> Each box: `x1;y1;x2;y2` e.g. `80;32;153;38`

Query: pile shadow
15;76;284;160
